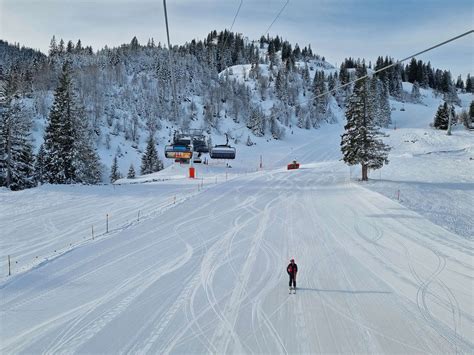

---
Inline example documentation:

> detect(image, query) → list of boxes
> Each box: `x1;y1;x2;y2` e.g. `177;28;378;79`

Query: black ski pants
289;274;296;288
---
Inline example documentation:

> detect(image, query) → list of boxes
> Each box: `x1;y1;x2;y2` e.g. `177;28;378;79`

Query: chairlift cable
229;0;243;32
264;0;290;36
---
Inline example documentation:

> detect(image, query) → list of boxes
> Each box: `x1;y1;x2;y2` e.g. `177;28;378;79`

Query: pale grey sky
1;0;473;77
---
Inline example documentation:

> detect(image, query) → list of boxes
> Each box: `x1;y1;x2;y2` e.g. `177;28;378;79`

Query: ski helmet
290;258;295;262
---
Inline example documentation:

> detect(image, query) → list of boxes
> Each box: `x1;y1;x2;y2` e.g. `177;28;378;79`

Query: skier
287;259;298;293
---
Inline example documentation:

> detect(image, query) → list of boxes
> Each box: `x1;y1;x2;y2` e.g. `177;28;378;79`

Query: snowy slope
1;104;473;353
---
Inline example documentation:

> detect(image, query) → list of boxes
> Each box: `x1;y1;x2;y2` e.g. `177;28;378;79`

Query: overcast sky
1;0;473;77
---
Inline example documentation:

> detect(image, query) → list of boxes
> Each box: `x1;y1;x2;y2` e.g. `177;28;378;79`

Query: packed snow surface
1;91;473;353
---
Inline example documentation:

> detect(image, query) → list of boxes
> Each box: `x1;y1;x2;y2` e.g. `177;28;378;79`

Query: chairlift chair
210;133;236;160
165;145;193;160
193;137;209;153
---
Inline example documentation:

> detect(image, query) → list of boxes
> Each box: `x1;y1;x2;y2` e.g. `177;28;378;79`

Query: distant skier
287;259;298;293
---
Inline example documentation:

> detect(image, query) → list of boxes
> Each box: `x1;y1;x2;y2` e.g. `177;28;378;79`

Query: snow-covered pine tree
465;74;473;93
411;81;421;103
295;104;305;129
455;75;465;91
389;64;404;99
66;40;74;54
367;76;380;125
301;63;310;96
312;71;328;123
0;97;35;190
43;62;101;184
458;108;472;129
369;76;391;128
0;71;35;190
341;66;390;181
49;35;58;57
127;163;136;179
72;105;102;184
433;102;451;130
141;134;162;175
110;155;120;182
378;79;392;127
269;114;284;139
247;106;266;137
203;102;215;130
275;67;288;102
43;63;78;184
461;100;474;128
443;76;461;106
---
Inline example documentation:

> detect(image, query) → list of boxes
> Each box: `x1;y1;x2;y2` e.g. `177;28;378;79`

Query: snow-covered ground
1;86;473;353
365;90;474;239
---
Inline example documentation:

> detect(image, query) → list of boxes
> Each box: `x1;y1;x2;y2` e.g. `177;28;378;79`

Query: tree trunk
361;164;368;181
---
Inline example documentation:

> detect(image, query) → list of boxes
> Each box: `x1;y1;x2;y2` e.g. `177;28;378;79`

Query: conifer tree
141;134;162;175
75;39;83;53
0;99;35;190
378;79;392;127
442;71;460;106
269;115;284;139
247;106;265;137
130;36;139;51
127;163;136;179
0;71;35;190
43;62;101;184
411;81;421;103
465;74;473;93
312;71;328;120
49;35;58;57
455;75;465;91
43;63;76;183
58;39;65;55
66;40;74;54
72;105;102;184
367;76;380;125
110;155;120;182
389;64;403;99
275;68;288;102
370;77;391;127
433;102;451;130
341;67;390;181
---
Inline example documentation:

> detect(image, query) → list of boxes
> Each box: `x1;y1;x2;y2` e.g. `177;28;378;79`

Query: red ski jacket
287;263;298;276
